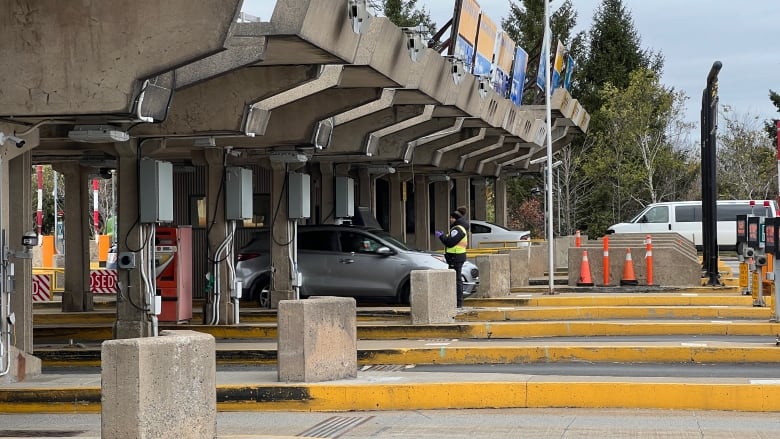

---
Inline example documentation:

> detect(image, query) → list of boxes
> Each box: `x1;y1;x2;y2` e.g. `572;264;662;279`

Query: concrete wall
568;238;701;286
101;330;216;439
474;254;510;297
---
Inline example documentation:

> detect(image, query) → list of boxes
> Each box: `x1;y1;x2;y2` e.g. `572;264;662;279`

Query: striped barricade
32;274;52;302
90;269;118;294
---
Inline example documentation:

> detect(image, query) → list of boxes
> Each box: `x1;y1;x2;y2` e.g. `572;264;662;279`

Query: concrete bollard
506;249;530;288
277;297;357;383
101;330;216;439
475;254;511;297
410;269;456;324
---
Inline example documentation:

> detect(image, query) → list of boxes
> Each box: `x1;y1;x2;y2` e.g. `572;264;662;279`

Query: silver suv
235;225;478;307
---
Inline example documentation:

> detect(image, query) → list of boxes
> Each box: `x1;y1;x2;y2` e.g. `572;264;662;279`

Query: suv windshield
368;229;411;251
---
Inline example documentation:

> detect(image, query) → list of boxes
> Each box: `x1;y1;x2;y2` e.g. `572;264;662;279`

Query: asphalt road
3;409;780;438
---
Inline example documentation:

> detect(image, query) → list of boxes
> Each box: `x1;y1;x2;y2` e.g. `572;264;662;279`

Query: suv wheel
396;279;410;305
252;279;271;309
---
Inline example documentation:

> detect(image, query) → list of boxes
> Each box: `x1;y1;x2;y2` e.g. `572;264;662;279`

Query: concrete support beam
114;141;152;339
101;330;216;439
410;270;456;324
277;297;357;383
455;178;470;218
410;128;484;167
319;163;335;224
357;167;372;210
202;148;236;325
432;180;451;251
8;152;33;354
495;177;508;227
269;164;295;307
413;174;430;251
55;162;93;313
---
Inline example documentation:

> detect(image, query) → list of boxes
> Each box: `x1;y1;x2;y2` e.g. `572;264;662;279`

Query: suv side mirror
375;246;394;256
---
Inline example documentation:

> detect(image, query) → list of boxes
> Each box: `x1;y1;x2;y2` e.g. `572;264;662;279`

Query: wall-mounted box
226;167;253;220
140;159;173;223
288;173;310;219
335;177;354;218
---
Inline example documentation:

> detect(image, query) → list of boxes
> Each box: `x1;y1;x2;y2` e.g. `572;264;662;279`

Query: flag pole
544;0;555;294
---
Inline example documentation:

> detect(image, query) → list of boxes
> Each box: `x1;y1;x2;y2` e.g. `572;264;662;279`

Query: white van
606;200;777;250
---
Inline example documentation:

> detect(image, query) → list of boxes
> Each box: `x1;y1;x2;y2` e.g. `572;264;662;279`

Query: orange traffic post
602;236;610;286
576;250;594;287
98;234;110;267
41;235;54;268
645;235;653;286
575;230;581;248
620;248;638;286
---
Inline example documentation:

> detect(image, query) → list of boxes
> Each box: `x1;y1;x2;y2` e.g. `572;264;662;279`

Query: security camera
21;231;38;249
0;132;25;148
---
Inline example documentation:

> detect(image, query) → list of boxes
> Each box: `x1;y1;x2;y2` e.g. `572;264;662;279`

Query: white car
469;220;530;248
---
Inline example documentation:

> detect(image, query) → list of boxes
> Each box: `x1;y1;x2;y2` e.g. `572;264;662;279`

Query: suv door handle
339;258;354;264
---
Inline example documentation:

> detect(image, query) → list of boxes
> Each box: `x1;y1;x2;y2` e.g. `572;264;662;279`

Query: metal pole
702;61;722;286
543;0;555;294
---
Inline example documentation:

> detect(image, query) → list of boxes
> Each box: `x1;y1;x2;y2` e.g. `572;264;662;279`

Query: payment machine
155;226;193;322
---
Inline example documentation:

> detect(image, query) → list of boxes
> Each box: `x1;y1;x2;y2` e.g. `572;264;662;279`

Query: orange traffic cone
577;250;594;286
620;248;638;285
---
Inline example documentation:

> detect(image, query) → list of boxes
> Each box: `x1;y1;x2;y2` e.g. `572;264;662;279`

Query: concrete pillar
101;330;216;439
410;269;456;324
495;177;507;227
8;152;33;352
473;180;488;221
114;141;152;339
388;173;406;241
277;297;357;383
357;167;372;211
319;162;334;224
56;162;93;312
475;254;511;297
269;163;294;307
507;249;530;288
413;174;430;251
203;148;236;324
432;180;450;251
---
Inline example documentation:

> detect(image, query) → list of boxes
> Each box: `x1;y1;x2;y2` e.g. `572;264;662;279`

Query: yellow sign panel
495;32;515;73
739;263;748;288
476;13;497;62
457;0;480;44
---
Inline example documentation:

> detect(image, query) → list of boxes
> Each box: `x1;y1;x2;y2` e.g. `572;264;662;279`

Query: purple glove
435;230;443;238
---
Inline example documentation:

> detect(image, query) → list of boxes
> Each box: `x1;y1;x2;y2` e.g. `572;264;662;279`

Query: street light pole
543;0;555;295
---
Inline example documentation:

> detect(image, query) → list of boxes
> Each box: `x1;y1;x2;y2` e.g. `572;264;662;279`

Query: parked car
236;225;477;307
469;220;531;248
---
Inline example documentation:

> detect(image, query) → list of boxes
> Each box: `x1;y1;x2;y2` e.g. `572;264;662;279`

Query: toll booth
156;226;192;323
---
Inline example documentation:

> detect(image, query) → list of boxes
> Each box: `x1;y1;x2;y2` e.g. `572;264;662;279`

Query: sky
242;0;780;140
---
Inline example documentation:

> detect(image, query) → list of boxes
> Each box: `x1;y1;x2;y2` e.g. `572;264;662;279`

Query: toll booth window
643;206;669;223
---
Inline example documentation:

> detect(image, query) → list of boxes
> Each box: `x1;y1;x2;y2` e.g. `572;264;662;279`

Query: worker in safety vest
435;210;469;307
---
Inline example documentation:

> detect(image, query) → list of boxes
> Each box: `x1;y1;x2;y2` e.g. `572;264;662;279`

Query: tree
369;0;436;40
719;106;776;200
765;89;780;145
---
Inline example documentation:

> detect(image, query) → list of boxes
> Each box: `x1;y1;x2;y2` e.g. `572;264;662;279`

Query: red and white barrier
32;274;52;302
90;269;118;294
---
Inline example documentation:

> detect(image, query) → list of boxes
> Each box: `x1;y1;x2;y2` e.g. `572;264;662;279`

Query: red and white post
645;235;654;286
36;165;43;241
602;236;610;286
92;178;100;239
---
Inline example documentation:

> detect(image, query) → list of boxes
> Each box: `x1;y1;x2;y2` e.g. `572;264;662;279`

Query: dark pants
445;254;465;307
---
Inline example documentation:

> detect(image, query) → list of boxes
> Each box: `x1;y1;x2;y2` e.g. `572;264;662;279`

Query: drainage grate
0;431;86;437
297;416;372;438
360;364;414;372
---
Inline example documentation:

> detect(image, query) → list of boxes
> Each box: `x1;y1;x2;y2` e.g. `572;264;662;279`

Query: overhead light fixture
268;151;309;163
366;165;395;175
68;125;129;143
528;156;547;165
428;175;450;182
193;137;216;148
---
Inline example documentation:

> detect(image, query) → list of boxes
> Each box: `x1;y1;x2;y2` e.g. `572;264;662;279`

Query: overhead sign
454;0;480;70
492;31;515;97
473;13;497;76
510;47;528;106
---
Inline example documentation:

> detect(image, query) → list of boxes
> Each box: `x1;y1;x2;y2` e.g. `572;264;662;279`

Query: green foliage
765;89;780;144
373;0;436;40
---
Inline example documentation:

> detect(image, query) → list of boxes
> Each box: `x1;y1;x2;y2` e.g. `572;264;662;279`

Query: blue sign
510;48;528;106
473;53;491;76
454;35;474;72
